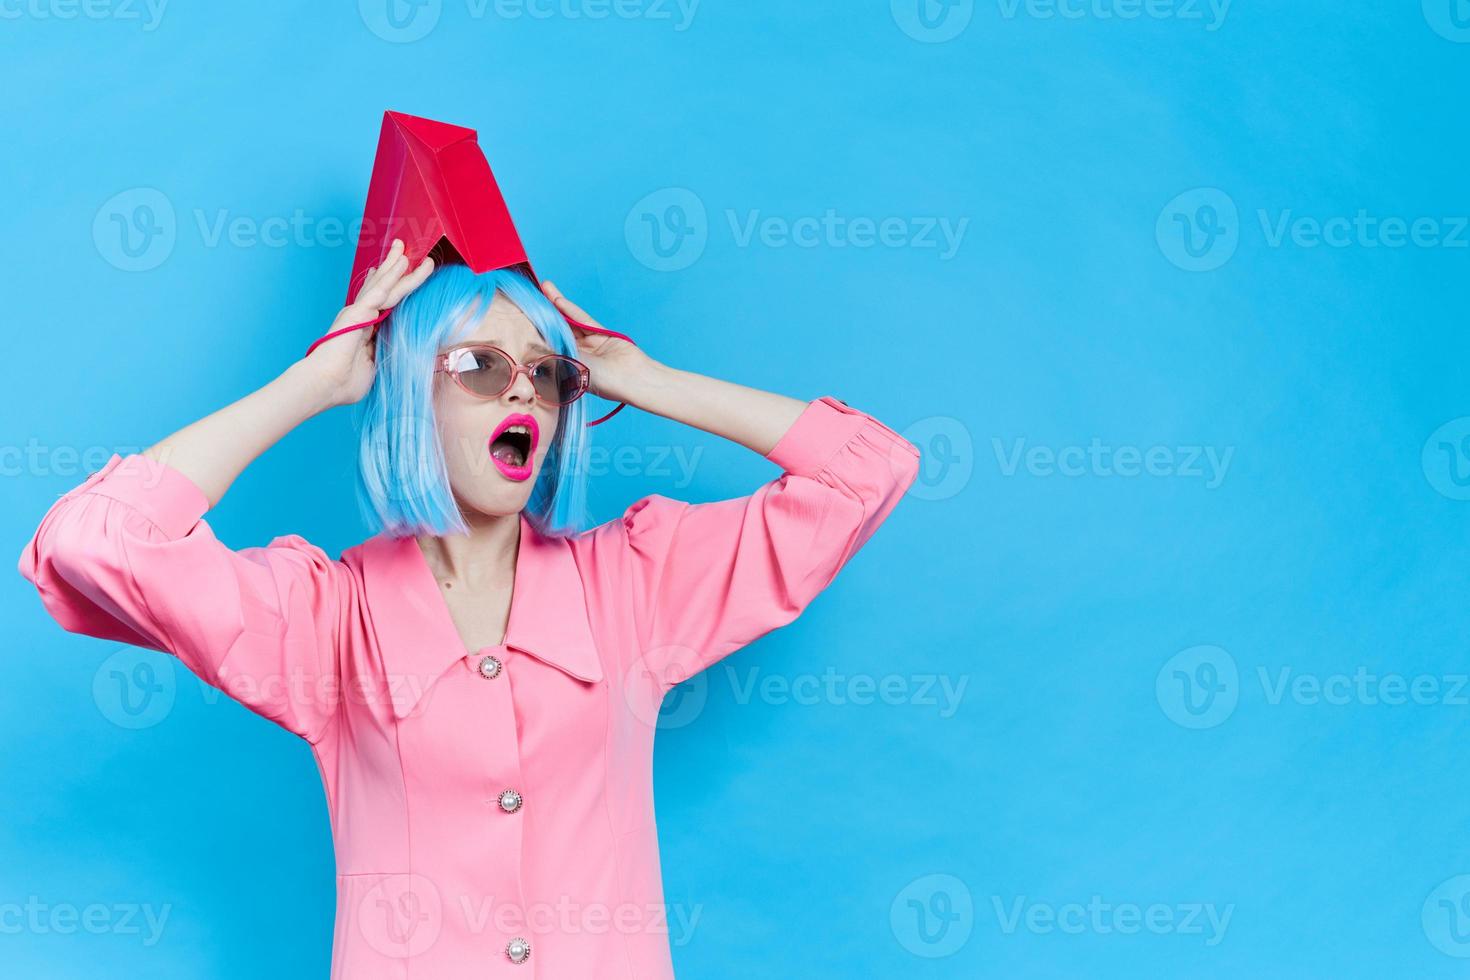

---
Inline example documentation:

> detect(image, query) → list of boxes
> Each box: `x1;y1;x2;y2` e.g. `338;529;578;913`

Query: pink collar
346;512;605;719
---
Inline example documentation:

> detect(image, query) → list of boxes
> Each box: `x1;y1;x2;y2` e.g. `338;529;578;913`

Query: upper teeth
504;425;530;437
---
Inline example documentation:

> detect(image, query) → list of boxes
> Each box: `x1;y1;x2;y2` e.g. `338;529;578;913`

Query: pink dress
19;395;920;978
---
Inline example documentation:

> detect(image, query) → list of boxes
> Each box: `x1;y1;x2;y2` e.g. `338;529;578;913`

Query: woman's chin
454;480;538;524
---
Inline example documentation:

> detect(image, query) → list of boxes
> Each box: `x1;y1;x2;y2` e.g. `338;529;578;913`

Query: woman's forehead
456;294;551;355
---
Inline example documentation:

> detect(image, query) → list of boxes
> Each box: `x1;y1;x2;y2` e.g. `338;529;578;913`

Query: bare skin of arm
141;240;435;507
539;281;807;455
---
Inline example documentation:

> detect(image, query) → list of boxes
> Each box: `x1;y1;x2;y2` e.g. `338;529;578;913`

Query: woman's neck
415;509;520;588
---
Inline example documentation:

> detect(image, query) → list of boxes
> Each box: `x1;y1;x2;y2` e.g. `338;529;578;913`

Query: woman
19;238;921;978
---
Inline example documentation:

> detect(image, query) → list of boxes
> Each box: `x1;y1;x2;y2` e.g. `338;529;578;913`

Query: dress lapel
352;512;605;721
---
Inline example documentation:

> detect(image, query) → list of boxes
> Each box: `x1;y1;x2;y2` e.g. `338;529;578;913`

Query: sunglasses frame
435;343;591;406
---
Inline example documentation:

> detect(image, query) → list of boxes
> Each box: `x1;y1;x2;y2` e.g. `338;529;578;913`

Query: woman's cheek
437;412;484;483
540;409;561;461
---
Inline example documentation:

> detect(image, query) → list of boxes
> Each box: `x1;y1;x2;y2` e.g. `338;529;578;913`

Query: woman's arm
544;282;922;688
145;240;434;507
143;362;341;509
18;242;435;741
540;281;807;454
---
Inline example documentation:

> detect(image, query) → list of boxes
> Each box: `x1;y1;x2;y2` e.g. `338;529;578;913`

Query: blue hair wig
356;263;590;539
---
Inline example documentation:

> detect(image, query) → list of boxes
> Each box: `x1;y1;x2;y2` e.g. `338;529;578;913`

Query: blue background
4;1;1469;976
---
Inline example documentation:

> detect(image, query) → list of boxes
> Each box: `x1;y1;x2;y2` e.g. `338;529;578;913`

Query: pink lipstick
488;413;539;482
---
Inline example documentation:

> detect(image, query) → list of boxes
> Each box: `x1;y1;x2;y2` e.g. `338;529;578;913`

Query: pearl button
506;936;531;964
477;655;503;680
498;789;523;814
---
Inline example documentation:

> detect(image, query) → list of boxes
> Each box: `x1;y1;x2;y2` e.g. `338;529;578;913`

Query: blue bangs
355;263;590;539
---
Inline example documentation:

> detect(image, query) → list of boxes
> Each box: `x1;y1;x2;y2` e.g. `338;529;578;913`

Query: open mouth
488;414;539;479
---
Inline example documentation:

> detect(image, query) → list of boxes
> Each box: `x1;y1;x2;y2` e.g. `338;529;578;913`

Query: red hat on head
347;111;536;305
310;110;633;426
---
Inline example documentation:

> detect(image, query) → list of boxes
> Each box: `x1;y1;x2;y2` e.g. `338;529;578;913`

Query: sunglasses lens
531;356;587;405
448;348;512;397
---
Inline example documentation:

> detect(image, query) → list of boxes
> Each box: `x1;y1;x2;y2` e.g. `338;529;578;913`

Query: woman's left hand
540;282;655;408
540;281;653;404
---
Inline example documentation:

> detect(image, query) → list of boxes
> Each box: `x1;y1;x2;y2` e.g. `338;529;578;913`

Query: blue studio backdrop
4;2;1470;977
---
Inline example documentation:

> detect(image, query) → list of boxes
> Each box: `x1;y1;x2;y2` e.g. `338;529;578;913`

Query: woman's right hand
305;239;436;408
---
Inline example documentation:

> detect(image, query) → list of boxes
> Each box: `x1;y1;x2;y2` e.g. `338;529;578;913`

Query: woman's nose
504;366;538;404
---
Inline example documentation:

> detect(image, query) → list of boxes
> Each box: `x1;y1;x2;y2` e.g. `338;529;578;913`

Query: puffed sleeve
17;453;344;743
617;396;920;690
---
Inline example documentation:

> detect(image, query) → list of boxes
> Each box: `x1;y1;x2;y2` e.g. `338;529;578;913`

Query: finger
402;255;435;292
384;256;434;307
363;255;420;313
360;262;390;299
356;276;386;309
542;280;593;322
363;254;410;306
377;253;419;302
560;298;596;326
351;265;377;297
364;241;406;289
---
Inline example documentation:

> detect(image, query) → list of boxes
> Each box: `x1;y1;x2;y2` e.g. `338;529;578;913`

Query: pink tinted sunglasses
305;307;630;426
436;343;591;406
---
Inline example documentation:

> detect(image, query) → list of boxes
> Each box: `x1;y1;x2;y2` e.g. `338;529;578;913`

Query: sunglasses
435;343;590;406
